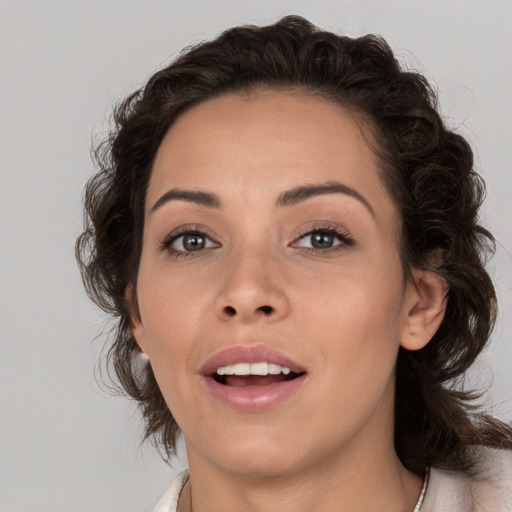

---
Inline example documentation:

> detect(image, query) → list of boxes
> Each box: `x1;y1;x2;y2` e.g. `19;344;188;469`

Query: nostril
258;305;274;315
224;306;236;316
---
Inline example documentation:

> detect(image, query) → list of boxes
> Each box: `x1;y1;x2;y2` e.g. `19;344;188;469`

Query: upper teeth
216;362;291;376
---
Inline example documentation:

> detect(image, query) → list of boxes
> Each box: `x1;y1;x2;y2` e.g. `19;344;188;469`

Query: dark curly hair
76;15;512;473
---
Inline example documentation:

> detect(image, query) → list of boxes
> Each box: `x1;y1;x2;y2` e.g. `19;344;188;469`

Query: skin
132;90;447;512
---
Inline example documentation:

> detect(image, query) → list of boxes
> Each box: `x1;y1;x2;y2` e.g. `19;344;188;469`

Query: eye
162;229;220;254
293;227;353;251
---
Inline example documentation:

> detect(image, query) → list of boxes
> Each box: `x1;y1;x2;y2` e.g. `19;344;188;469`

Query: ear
400;268;448;351
126;284;150;357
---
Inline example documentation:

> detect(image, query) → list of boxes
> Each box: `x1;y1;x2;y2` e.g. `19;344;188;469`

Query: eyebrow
151;189;221;212
276;181;374;216
150;181;374;216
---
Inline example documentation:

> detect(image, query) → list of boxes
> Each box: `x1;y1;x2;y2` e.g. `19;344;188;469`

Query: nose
214;249;290;323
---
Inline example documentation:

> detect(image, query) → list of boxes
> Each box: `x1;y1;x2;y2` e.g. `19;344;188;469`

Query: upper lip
200;344;307;376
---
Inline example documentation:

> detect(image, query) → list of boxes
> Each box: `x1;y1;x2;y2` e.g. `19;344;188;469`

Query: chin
187;424;309;477
219;449;301;478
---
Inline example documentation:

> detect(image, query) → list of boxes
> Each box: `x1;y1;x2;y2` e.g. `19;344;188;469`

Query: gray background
1;1;510;511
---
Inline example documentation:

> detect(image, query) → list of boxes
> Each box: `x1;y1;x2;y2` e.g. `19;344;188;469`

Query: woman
76;16;512;512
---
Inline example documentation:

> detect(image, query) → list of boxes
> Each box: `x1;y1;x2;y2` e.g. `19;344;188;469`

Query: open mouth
202;352;307;411
213;372;305;387
212;362;306;387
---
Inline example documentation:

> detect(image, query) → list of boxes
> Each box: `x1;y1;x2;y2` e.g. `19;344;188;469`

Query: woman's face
133;90;423;477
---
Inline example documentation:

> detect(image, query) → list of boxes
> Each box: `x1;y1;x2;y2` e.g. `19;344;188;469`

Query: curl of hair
76;16;512;469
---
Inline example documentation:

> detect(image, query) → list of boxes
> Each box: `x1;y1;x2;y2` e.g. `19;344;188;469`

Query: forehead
148;90;393;216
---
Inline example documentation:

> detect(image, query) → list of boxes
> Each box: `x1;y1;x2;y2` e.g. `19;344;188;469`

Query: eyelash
159;226;219;259
159;224;354;258
293;225;354;253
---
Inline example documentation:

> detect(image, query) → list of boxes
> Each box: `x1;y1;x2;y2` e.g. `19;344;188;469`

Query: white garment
152;469;189;512
421;448;512;511
152;448;512;512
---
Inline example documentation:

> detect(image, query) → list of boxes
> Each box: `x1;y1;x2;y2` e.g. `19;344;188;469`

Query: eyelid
290;223;354;250
159;224;221;253
158;222;353;256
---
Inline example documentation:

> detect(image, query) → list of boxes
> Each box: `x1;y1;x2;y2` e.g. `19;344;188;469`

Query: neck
181;440;423;512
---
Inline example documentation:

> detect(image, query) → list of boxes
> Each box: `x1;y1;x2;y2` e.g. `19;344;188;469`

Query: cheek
137;258;210;336
135;261;225;414
136;269;198;375
136;280;201;422
295;261;406;370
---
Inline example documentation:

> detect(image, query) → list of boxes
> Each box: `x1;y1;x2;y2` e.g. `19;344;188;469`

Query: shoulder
422;448;512;512
151;469;190;512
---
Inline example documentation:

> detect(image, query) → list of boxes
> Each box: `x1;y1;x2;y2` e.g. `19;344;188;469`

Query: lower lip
202;375;306;412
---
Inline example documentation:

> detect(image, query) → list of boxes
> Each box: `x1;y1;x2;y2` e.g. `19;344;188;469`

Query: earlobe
400;269;448;351
132;319;150;357
126;284;150;357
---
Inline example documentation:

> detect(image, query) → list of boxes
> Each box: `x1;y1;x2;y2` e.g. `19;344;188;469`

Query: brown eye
310;232;335;249
181;234;206;251
167;231;219;253
293;228;353;251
